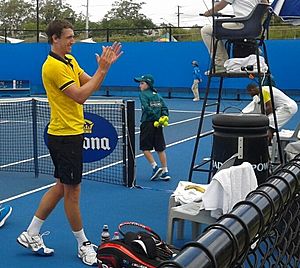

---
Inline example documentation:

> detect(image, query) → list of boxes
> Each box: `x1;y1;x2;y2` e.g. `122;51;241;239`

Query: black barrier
159;155;300;268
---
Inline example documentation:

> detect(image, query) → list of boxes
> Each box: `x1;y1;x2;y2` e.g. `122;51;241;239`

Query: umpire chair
189;3;282;182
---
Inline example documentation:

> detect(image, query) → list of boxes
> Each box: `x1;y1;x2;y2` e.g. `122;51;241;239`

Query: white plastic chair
270;123;300;164
166;195;216;244
166;162;257;245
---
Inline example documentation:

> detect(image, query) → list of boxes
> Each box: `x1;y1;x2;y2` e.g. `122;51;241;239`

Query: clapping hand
96;42;123;70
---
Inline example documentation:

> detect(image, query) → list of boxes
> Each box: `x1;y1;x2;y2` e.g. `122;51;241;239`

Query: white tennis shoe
78;241;98;266
17;231;54;256
0;205;12;227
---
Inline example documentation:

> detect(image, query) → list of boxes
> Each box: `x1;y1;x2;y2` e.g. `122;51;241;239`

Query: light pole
85;0;89;38
177;5;182;27
36;0;39;42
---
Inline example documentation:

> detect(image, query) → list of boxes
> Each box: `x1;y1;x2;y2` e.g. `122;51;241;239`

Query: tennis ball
154;121;160;127
159;116;169;125
159;117;165;125
163;121;169;127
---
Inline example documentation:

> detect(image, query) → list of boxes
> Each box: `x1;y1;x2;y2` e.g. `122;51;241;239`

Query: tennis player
134;74;171;181
17;19;123;266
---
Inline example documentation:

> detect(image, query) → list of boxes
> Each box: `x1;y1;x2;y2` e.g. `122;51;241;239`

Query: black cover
232;39;257;58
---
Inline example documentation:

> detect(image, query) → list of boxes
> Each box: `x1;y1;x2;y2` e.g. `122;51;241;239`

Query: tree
21;0;88;35
38;0;77;26
0;0;33;31
102;0;155;29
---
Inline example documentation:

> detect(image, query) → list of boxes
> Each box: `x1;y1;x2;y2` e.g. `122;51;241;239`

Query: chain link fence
1;25;299;43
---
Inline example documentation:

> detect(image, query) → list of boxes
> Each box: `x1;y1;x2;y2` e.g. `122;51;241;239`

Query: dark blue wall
0;40;299;95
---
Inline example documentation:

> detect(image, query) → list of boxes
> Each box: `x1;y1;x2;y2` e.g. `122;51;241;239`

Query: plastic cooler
212;113;269;185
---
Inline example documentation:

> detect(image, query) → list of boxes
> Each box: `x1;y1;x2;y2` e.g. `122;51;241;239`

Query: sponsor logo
44;112;118;163
213;160;269;172
83;119;94;134
83;112;118;163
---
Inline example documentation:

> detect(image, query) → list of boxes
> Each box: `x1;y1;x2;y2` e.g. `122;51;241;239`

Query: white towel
202;162;258;218
224;55;268;73
173;181;208;205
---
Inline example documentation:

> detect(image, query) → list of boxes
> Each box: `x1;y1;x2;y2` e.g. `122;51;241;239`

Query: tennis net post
126;100;135;187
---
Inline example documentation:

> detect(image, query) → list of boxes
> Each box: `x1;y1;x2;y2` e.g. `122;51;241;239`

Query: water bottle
112;231;120;240
101;224;110;243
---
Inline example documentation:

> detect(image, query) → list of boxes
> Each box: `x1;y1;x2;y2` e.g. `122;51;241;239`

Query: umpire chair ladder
188;3;282;182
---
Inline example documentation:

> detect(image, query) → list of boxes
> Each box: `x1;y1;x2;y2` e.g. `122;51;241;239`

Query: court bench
0;79;31;97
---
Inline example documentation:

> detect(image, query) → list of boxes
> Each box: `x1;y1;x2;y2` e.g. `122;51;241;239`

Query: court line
0;183;56;204
134;112;215;134
0;112;215;203
0;154;50;169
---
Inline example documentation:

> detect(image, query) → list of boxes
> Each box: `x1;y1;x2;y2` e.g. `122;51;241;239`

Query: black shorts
47;134;83;185
140;121;166;152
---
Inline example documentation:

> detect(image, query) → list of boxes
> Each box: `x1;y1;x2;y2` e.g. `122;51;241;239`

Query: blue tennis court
0;97;299;267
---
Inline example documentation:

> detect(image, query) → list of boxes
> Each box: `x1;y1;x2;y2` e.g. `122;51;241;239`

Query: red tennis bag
97;231;178;268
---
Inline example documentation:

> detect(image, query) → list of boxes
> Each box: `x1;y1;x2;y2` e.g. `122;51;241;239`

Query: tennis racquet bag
97;231;177;268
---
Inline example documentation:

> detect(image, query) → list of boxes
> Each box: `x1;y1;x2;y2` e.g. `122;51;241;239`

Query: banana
184;185;206;193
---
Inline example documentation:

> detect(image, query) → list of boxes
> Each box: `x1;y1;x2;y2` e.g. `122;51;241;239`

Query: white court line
0;183;56;204
0;112;215;204
0;154;50;169
133;112;215;135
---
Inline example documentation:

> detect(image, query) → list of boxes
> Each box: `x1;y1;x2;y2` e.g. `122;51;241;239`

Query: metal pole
36;0;39;42
32;99;39;178
126;100;136;187
85;0;89;38
177;5;182;27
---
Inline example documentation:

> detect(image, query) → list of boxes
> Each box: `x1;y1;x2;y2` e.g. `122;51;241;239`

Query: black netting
0;98;132;186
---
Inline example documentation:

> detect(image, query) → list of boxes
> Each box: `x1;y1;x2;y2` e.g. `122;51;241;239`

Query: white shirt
226;0;261;17
262;86;298;113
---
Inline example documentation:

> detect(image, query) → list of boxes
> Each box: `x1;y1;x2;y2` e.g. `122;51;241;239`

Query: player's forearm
265;101;273;115
214;1;228;12
64;66;109;104
74;67;109;104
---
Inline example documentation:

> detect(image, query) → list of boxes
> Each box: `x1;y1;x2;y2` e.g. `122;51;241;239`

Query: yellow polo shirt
42;52;84;135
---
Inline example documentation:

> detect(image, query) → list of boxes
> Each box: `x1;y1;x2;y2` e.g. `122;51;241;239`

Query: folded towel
173;181;208;205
